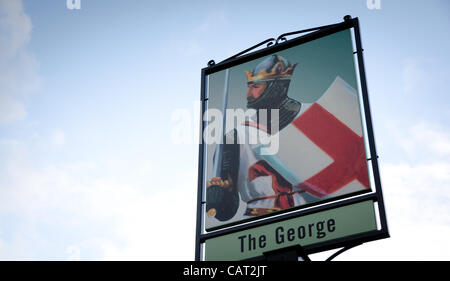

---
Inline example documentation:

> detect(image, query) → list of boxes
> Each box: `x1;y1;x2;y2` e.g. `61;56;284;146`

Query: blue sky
0;0;449;260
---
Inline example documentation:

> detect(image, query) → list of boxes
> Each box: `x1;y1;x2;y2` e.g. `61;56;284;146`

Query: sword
213;68;230;178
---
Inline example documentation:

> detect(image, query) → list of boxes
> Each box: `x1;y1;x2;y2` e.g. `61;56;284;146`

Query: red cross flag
253;76;370;204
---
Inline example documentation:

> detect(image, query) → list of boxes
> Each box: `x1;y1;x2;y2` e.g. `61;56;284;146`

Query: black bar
5;261;445;279
352;18;389;234
195;70;207;261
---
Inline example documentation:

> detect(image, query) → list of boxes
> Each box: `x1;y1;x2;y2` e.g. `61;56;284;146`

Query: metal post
195;70;207;261
352;17;389;233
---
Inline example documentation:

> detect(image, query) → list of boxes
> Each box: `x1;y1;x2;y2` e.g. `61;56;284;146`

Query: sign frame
195;16;389;261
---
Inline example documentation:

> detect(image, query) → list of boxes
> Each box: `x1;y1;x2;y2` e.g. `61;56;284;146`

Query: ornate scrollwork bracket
207;15;352;67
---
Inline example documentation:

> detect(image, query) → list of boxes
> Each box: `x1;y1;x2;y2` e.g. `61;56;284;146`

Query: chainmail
247;79;301;131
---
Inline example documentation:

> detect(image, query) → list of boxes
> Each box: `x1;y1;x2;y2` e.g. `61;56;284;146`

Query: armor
206;54;302;223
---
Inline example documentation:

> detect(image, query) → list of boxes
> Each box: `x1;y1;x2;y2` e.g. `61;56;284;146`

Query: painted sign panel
204;28;371;230
204;200;377;261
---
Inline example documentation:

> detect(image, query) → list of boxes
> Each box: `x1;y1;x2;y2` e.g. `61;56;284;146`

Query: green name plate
204;200;377;261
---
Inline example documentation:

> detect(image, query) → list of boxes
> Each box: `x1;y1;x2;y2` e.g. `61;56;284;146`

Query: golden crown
245;55;297;84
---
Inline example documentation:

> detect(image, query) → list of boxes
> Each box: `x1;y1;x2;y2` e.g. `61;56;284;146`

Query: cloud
408;122;450;156
383;122;450;228
0;95;27;124
196;8;228;33
0;138;197;260
375;122;450;260
0;0;39;124
65;245;81;261
399;58;449;107
97;183;197;260
386;120;450;164
401;59;423;96
382;162;450;225
0;0;31;56
169;8;230;59
51;129;66;148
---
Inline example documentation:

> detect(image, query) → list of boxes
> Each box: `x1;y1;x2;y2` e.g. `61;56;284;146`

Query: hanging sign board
195;16;389;261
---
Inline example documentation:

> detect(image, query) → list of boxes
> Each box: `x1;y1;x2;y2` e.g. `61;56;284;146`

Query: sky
0;0;449;261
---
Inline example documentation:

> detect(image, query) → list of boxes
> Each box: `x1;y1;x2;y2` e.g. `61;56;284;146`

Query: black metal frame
264;244;311;261
195;15;389;261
